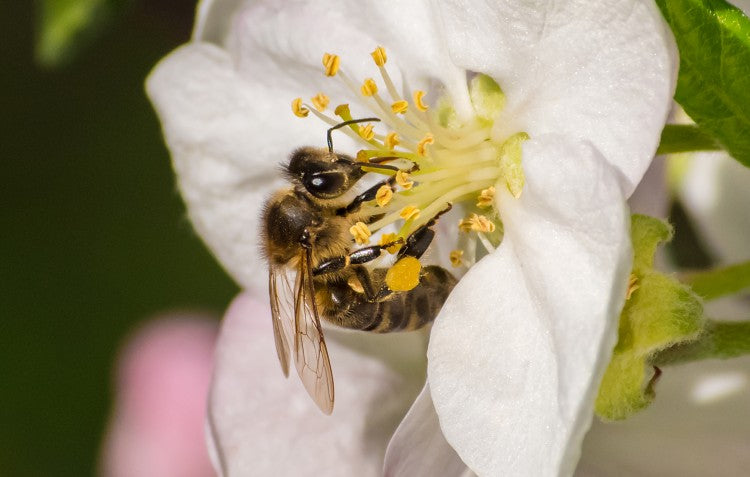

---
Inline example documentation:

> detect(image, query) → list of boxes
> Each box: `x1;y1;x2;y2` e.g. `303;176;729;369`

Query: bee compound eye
303;171;347;198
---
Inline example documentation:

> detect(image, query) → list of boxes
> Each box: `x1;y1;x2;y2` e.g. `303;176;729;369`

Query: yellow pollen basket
385;256;422;292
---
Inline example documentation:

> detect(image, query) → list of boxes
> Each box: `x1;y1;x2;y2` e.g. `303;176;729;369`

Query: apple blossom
146;0;676;475
100;315;218;477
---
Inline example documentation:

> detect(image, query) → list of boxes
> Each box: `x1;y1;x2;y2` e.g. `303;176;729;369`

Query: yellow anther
358;124;375;141
391;100;409;114
375;185;393;206
322;53;340;76
477;186;495;208
356;150;370;163
385;256;422;292
311;93;330;112
385;132;400;150
371;46;387;66
470;213;496;233
347;276;365;294
626;274;640;300
413;90;429;111
291;98;309;118
349;221;372;245
378;232;402;254
395;170;414;190
458;217;473;233
417;134;434;156
459;214;496;233
400;205;421;221
361;78;378;97
334;103;351;118
449;250;464;268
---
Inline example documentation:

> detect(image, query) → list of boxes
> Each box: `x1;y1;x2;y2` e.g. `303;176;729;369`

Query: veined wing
294;248;335;415
268;263;297;377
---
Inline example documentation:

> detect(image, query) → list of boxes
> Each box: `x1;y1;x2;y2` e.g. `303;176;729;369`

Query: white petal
577;356;750;476
428;136;632;476
678;152;750;264
216;0;474;116
147;43;326;293
437;0;677;195
207;294;425;476
383;384;470;477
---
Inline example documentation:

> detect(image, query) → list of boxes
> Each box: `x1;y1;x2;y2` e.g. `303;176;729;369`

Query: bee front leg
336;162;419;216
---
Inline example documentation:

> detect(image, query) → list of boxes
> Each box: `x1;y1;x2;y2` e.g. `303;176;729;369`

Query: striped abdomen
317;265;457;332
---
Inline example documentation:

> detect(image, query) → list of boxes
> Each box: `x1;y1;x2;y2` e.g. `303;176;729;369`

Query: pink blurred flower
100;315;218;477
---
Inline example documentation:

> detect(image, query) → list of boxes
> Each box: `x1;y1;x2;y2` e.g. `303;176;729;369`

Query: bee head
285;147;365;199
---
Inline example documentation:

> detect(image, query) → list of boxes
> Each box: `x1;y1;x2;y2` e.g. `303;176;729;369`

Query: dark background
1;2;236;475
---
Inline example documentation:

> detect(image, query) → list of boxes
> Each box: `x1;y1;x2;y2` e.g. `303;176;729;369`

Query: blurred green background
1;2;236;475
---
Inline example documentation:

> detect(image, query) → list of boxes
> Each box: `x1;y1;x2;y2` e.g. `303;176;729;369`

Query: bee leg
336;162;420;216
336;176;397;216
397;203;453;260
372;204;453;301
312;238;405;276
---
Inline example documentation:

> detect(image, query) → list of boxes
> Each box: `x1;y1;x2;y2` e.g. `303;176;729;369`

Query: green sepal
655;0;750;167
595;215;704;420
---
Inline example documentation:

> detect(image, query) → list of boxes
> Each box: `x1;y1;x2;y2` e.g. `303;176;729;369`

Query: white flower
146;1;676;475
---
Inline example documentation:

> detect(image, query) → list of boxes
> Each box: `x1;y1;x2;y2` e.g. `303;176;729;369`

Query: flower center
292;46;530;269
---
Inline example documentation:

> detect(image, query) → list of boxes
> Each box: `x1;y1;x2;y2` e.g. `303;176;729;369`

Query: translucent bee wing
268;264;297;377
294;249;335;415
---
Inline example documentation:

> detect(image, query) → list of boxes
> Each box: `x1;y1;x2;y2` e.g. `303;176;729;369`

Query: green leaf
36;0;130;67
656;124;720;155
684;260;750;300
656;0;750;167
595;215;704;420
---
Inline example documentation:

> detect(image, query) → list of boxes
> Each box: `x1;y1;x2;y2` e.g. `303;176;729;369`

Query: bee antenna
327;118;381;154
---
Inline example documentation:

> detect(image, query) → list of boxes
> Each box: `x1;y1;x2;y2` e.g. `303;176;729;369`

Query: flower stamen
376;185;394;206
322;53;340;76
311;93;330;112
292;98;309;117
349;221;372;244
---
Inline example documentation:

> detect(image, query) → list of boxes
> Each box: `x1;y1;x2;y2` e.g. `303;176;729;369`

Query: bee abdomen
321;265;450;333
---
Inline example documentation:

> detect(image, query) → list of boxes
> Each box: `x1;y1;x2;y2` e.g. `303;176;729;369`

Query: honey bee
261;119;457;414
